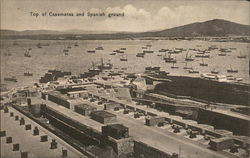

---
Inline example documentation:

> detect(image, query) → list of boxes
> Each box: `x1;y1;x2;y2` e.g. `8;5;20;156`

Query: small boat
220;48;231;52
63;48;69;55
4;76;17;82
189;68;199;74
197;52;205;55
227;65;238;73
97;58;113;70
185;50;194;61
171;62;179;69
74;43;79;47
24;50;31;57
63;49;69;53
183;62;192;69
109;52;116;55
37;43;42;48
159;49;167;52
24;72;33;76
164;54;176;63
218;52;227;56
120;54;128;61
211;68;219;74
195;54;210;58
88;62;102;73
136;53;145;58
87;50;95;53
200;58;208;66
171;49;182;54
143;50;154;53
96;46;104;50
146;44;152;47
237;52;246;59
143;46;153;53
120;48;126;50
114;50;124;53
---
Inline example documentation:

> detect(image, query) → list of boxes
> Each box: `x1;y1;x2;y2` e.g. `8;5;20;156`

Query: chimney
4;106;9;113
62;149;68;157
33;127;39;136
6;136;12;143
40;135;48;142
0;131;6;137
27;98;31;110
50;139;57;149
13;144;20;151
15;115;19;121
20;118;25;125
25;124;32;130
21;152;28;158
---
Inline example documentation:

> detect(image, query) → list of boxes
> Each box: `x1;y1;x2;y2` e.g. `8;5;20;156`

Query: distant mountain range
1;19;249;39
0;29;117;36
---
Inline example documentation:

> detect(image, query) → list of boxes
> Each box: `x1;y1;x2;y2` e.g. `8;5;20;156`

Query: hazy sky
1;0;249;32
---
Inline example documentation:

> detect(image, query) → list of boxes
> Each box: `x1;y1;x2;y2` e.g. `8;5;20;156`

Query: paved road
110;110;237;158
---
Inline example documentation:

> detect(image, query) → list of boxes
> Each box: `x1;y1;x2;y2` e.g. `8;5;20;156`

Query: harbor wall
197;109;250;136
153;75;249;106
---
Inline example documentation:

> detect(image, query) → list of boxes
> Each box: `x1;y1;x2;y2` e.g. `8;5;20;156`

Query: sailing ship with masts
164;53;176;63
4;76;17;82
200;58;208;66
143;46;154;53
237;52;246;59
120;54;128;61
183;62;192;69
211;68;219;74
188;66;199;74
227;65;238;73
185;50;194;61
37;42;42;48
171;62;179;69
24;49;31;57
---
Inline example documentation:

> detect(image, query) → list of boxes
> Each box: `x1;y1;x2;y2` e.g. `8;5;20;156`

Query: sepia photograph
0;0;249;158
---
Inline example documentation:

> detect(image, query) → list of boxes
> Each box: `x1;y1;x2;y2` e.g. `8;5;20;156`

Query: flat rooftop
91;110;116;118
32;97;103;132
0;106;86;158
75;104;97;110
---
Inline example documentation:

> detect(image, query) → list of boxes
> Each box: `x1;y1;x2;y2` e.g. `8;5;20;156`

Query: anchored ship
4;76;17;82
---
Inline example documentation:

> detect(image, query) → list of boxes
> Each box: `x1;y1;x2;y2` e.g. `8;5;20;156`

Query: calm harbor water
1;39;249;89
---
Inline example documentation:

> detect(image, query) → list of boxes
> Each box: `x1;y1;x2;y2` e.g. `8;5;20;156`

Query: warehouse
42;91;70;109
102;124;129;140
74;104;97;116
209;137;234;151
91;110;117;124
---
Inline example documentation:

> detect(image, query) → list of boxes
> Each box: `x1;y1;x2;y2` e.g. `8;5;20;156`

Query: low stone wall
104;136;134;156
134;141;177;158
